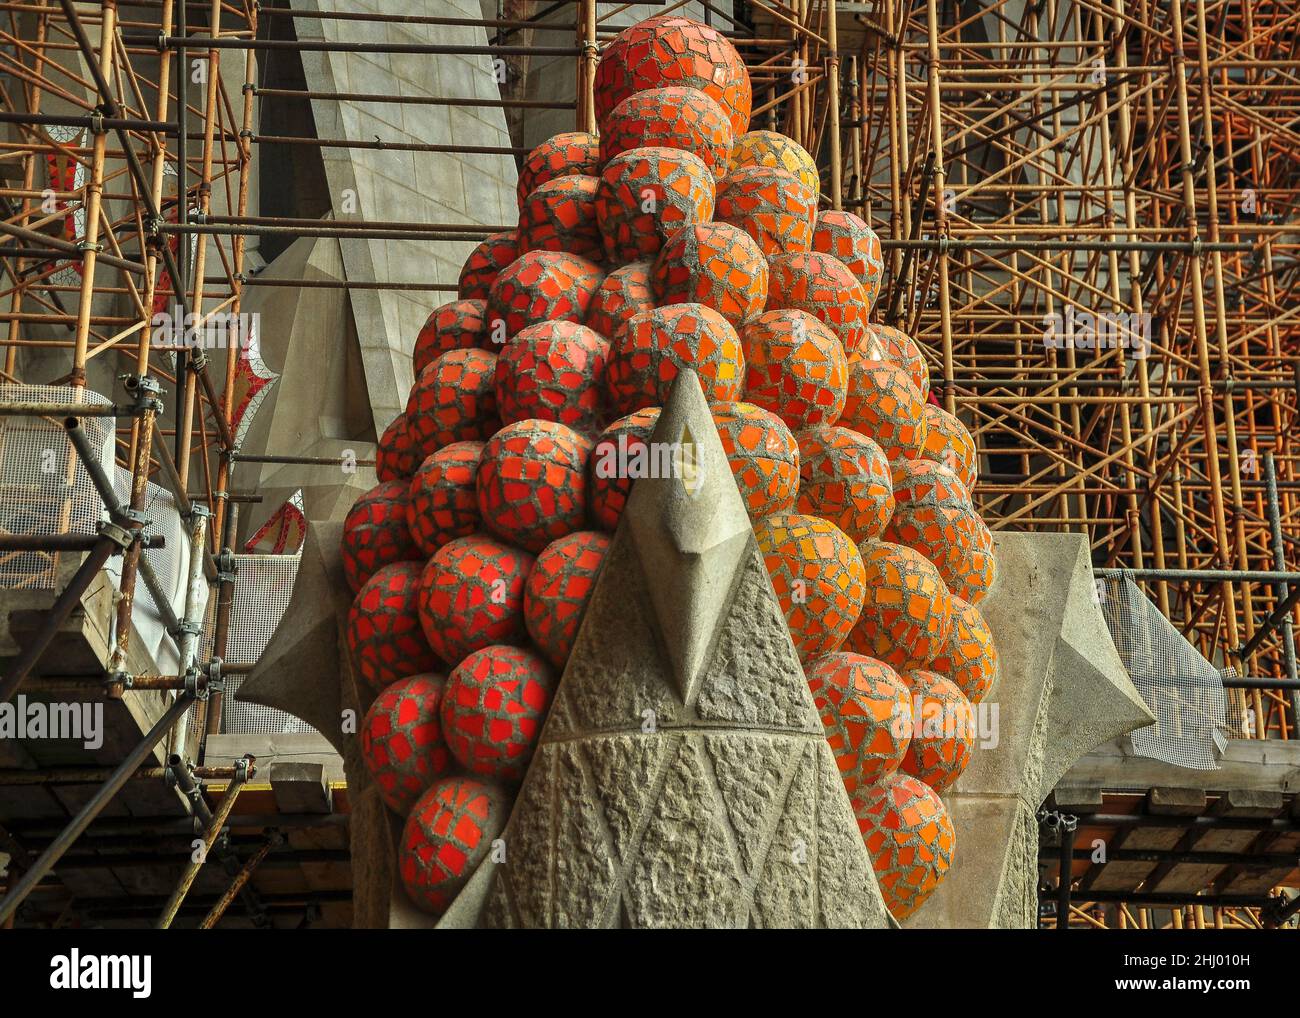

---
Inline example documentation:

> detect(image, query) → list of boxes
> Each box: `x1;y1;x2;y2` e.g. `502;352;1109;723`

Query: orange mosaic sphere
406;441;483;557
715;165;816;256
766;251;869;354
595;147;715;264
588;407;660;531
518;175;604;263
796;426;895;544
812;210;885;308
414;299;487;379
900;668;974;795
740;309;847;428
605;303;744;415
891;457;970;510
476;419;593;553
524;530;611;668
405;348;500;462
594;15;752;136
361;673;452;816
341;479;420;594
376;414;419;483
600;87;734;177
947;517;997;605
839;359;928;463
711;402;799;518
458;231;518;301
651;222;768;328
486;250;605;342
585;260;654;340
417;535;532;668
852;772;955;920
494;320;609;433
860;322;929;398
929;595;998;703
806;651;911;795
347;562;439;694
400;776;508;915
849;540;954;670
754;513;866;661
886;501;989;597
921;404;978;491
729;130;820;197
516;132;600;209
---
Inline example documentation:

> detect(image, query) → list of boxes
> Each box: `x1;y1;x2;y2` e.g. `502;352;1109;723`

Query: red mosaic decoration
399;777;508;915
518;174;604;263
595;146;715;265
711;401;799;518
740;309;848;428
766;251;869;354
891;457;970;510
361;673;453;816
516;132;600;209
417;534;533;668
494;320;609;433
885;500;987;596
605;303;743;415
599;87;734;178
486;250;605;342
457;231;518;301
585;260;654;340
796;426;895;544
594;15;752;135
715;164;817;256
812;210;885;309
754;512;866;661
839;358;928;463
376;414;419;483
346;562;439;694
588;407;660;531
413;299;487;379
441;644;556;780
920;404;978;491
476;419;593;553
900;668;974;795
806;651;911;795
929;595;998;703
405;441;484;557
848;541;954;671
524;530;612;667
405;347;500;462
651;222;768;328
861;322;929;398
729;129;820;196
341;479;420;594
947;518;997;606
851;772;955;920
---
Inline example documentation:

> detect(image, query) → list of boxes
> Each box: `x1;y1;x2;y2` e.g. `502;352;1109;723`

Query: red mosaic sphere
711;401;799;518
605;303;744;415
406;441;483;557
885;500;988;596
920;404;978;491
458;231;518;301
494;320;609;433
376;414;419;483
851;772;955;920
839;359;928;463
516;132;600;209
341;480;420;594
767;251;869;355
524;530;611;668
651;222;768;328
946;516;997;606
347;562;439;694
518;174;604;263
417;534;533;668
361;673;453;816
929;595;998;703
715;164;816;256
585;260;654;340
740;309;847;428
861;322;928;398
399;777;509;915
596;147;715;265
729;130;819;197
600;87;734;178
891;457;970;510
588;407;660;531
754;513;866;661
900;668;974;794
486;250;605;342
796;426;895;544
812;210;885;309
476;419;593;553
806;651;911;795
405;348;500;462
441;644;556;780
594;15;752;136
848;541;953;671
413;299;487;379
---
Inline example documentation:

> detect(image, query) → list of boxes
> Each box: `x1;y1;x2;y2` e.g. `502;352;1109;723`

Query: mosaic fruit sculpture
711;401;800;518
900;668;974;794
605;303;744;414
921;403;979;490
523;530;611;668
341;479;420;593
862;322;928;396
517;174;604;263
414;299;487;378
715;164;816;255
849;540;954;670
405;348;500;460
600;87;734;176
417;534;532;667
399;777;509;915
486;250;604;340
851;772;955;919
796;426;895;544
806;651;911;794
929;595;998;703
585;260;653;339
458;231;518;302
347;561;439;693
361;673;452;815
595;147;715;263
839;358;927;463
516;132;600;208
730;129;820;196
376;414;419;483
767;250;869;354
740;308;847;428
651;221;768;327
812;210;885;309
587;408;660;531
493;320;609;432
406;441;484;557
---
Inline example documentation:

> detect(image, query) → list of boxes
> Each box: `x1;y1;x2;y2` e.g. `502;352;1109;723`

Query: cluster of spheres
340;14;999;923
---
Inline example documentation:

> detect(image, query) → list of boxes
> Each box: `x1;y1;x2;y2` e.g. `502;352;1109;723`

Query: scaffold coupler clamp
121;373;165;416
215;548;238;585
199;658;225;702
